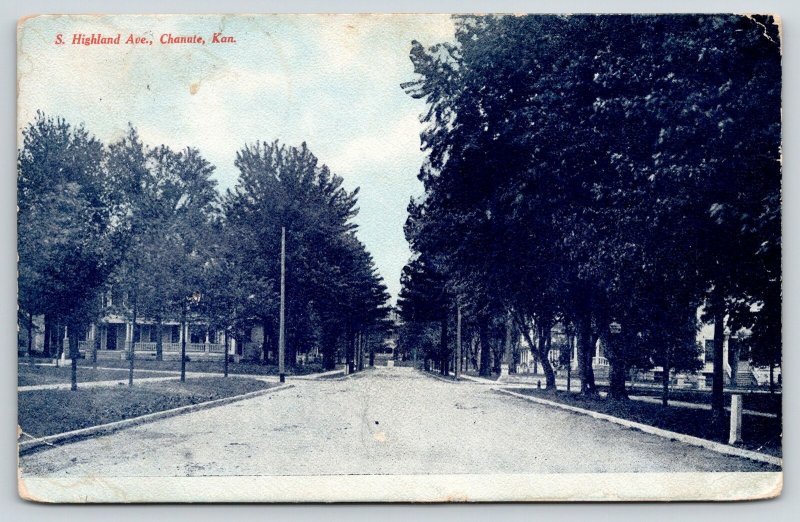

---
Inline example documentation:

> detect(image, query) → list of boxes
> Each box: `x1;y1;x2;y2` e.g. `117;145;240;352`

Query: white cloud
327;114;423;176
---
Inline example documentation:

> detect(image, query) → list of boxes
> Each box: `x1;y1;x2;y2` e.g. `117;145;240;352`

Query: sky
17;14;456;301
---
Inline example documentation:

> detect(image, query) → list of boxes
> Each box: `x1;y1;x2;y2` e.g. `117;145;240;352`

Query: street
19;366;773;477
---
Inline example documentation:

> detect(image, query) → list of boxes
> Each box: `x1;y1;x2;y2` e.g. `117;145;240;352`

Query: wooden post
729;394;743;445
455;304;462;380
278;226;286;383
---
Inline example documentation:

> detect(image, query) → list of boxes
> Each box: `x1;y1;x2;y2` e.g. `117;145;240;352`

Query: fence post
729;394;743;445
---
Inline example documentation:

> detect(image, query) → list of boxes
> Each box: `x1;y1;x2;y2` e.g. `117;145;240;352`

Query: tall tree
18;112;110;389
224;140;388;371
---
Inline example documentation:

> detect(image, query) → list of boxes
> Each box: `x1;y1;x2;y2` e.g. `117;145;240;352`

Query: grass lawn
76;358;325;376
510;388;782;458
18;364;175;387
18;377;274;439
463;370;501;381
617;386;781;415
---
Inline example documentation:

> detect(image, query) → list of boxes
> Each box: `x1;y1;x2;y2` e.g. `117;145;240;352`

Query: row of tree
397;14;781;434
18;112;390;389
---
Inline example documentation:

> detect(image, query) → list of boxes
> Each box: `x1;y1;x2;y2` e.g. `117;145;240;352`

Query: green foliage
18;112;110;326
400;14;781;390
223;140;389;367
18;119;389;373
105;127;219;324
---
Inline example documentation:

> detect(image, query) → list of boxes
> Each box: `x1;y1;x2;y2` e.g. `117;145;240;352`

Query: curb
18;383;295;455
420;369;500;385
294;369;346;380
495;388;782;467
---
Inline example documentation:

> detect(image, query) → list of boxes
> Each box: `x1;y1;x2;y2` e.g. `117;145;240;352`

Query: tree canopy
399;14;781;416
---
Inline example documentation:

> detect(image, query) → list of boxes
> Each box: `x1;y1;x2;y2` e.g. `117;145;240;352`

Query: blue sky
18;14;456;301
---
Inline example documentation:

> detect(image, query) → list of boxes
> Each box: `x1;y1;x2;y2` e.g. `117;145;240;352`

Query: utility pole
455;304;462;380
278;226;286;383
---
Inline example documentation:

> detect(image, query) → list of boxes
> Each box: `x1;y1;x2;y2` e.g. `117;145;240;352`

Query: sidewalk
18;369;278;392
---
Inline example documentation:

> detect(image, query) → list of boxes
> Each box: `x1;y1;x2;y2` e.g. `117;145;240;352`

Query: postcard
16;13;782;502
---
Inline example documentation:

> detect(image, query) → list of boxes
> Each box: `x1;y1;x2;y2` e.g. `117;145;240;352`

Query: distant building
511;308;781;389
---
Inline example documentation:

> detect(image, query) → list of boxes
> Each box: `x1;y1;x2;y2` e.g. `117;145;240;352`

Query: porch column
125;322;133;352
572;336;578;370
89;324;96;355
61;325;68;360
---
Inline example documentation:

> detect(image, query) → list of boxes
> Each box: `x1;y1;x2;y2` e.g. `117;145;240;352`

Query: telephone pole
278;226;286;383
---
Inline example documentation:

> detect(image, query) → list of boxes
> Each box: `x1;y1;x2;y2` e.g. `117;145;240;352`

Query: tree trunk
347;324;355;374
286;329;297;372
542;323;556;388
223;329;229;377
662;346;671;407
322;332;337;370
577;312;596;395
180;307;187;382
711;296;726;436
155;316;164;361
492;341;502;375
440;316;449;376
515;314;555;390
92;324;99;370
68;320;79;391
356;331;363;371
368;333;375;367
360;331;365;371
478;316;491;377
27;310;35;366
43;316;52;358
605;332;628;400
608;359;628;400
128;297;137;387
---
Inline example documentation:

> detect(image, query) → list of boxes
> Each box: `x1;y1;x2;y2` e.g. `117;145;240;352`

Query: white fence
79;341;227;357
